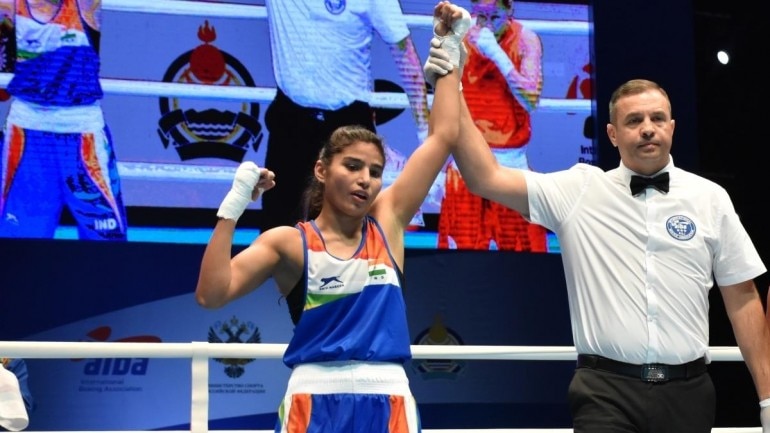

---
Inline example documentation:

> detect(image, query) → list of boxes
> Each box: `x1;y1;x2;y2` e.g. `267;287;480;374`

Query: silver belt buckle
641;364;668;382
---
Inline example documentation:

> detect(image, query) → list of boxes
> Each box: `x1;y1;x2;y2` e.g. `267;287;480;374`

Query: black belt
577;354;707;382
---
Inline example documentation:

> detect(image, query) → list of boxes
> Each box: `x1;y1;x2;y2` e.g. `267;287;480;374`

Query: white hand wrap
761;398;770;433
217;161;262;222
476;27;514;76
432;7;472;70
0;364;28;431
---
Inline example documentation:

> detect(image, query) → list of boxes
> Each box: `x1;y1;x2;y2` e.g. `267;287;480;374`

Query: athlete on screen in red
437;0;547;251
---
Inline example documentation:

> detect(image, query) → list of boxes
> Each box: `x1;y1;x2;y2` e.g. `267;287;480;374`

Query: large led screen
0;0;594;251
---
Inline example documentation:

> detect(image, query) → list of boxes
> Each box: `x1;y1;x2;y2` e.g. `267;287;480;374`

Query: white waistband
7;99;105;133
286;361;410;395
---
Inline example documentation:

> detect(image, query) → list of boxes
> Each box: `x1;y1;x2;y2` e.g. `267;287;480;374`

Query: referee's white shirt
525;158;765;365
266;0;411;110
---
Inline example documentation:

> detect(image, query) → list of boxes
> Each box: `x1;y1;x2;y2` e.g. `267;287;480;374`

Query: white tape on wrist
760;397;770;408
217;161;262;222
217;190;251;222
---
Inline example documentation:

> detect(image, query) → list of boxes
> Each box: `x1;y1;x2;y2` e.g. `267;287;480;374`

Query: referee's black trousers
568;365;715;432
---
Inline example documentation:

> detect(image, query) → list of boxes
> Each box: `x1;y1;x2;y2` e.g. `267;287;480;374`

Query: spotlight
717;50;730;65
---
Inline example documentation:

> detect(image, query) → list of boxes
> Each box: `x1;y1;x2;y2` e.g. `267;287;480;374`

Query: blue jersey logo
666;215;696;241
325;0;346;15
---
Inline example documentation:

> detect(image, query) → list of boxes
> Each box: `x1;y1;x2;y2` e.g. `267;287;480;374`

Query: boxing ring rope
0;341;748;361
0;341;759;433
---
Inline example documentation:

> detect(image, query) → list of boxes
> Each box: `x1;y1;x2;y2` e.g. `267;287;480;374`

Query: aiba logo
73;326;162;376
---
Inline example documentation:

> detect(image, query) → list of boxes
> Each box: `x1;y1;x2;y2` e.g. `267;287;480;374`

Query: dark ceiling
691;2;764;174
690;2;769;289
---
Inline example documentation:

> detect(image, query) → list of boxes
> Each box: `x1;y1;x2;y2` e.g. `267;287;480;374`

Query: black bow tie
630;172;670;196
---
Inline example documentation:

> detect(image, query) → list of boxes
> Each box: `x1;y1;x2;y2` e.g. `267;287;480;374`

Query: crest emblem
157;20;263;162
208;316;262;378
411;315;466;379
666;215;696;241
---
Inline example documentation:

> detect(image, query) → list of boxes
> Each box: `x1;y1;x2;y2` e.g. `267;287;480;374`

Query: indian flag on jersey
368;262;393;283
16;0;92;61
304;257;400;312
301;217;400;311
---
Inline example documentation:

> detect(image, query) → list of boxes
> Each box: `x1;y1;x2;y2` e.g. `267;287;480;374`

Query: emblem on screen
157;20;263;162
207;316;262;378
411;314;466;379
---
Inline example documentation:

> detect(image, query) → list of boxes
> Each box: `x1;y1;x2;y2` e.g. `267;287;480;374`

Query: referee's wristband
759;397;770;408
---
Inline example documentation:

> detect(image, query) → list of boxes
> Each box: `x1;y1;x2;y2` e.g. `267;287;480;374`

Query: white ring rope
0;341;746;361
0;75;590;113
0;341;758;433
